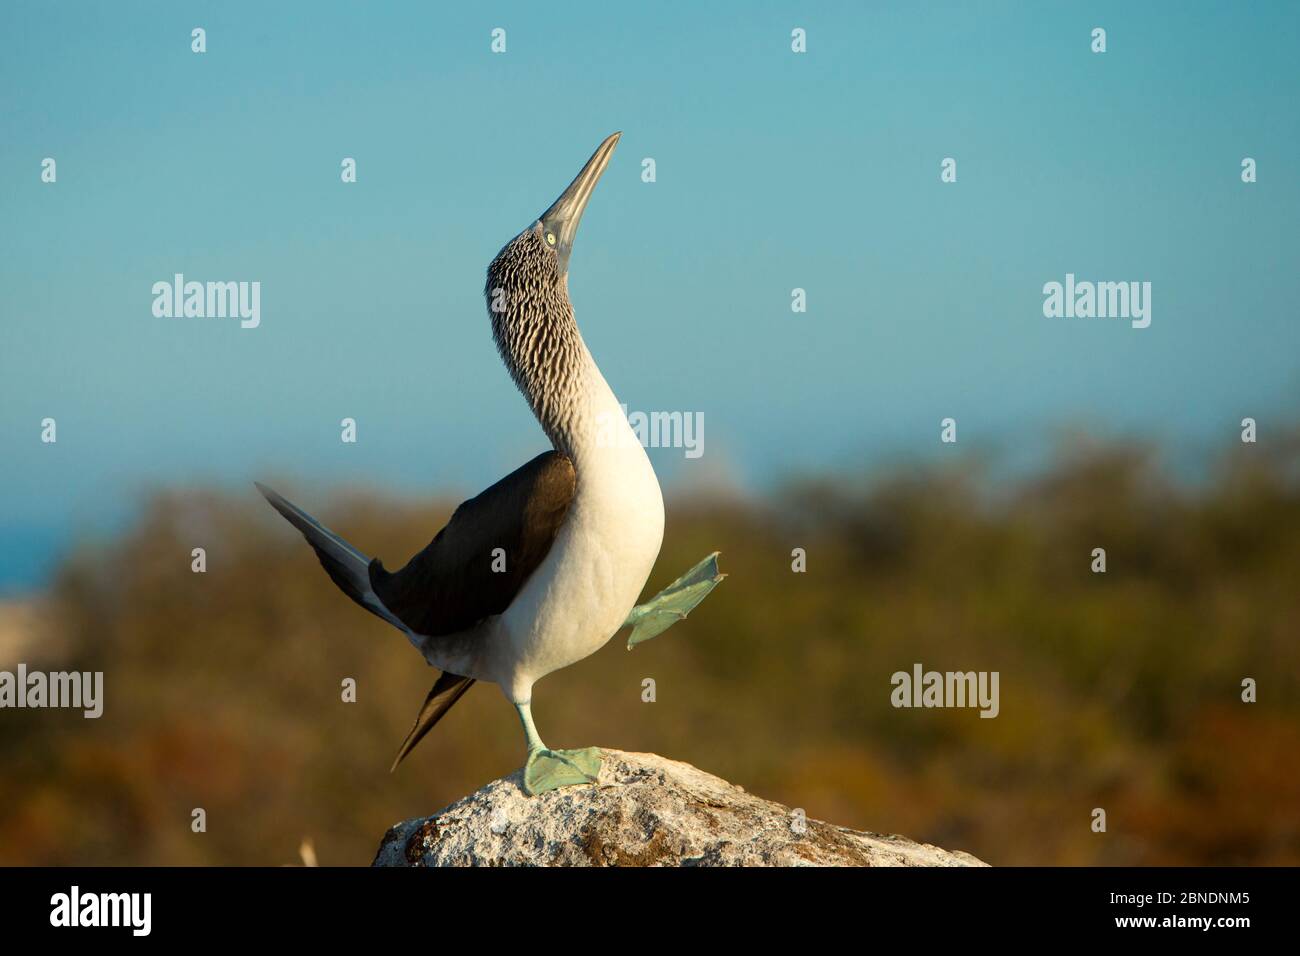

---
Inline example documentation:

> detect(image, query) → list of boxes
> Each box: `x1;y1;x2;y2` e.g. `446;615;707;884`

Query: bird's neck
526;338;631;467
493;313;641;469
489;286;614;461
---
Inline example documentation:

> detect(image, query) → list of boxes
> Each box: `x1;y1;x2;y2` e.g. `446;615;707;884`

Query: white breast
481;364;664;701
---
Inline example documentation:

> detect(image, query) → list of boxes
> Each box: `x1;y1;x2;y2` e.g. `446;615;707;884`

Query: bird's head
485;131;621;310
484;132;621;447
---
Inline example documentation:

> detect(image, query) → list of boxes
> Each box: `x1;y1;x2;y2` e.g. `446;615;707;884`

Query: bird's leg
515;700;602;796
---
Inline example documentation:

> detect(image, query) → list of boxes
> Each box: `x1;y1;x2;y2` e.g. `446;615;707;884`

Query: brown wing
368;451;576;638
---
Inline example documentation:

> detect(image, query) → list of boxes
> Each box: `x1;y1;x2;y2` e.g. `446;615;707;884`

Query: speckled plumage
486;226;587;454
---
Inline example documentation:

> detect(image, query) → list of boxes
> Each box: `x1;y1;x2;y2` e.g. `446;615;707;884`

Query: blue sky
2;1;1298;589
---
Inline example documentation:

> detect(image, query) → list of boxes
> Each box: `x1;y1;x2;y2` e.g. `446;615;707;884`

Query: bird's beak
540;131;621;271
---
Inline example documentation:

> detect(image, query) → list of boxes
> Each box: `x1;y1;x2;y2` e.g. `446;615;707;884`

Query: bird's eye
545;232;556;246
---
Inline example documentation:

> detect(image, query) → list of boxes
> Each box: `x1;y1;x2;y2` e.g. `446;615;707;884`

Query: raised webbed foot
624;551;725;649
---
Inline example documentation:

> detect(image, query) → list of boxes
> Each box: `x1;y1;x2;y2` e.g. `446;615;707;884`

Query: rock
373;749;987;867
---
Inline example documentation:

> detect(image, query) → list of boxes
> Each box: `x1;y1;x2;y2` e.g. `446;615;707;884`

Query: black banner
0;866;1281;943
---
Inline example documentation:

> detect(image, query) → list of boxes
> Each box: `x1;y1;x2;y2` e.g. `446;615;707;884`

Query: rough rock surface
373;749;987;867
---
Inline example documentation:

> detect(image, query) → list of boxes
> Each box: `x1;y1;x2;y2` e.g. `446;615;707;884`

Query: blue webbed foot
624;552;725;649
523;746;603;795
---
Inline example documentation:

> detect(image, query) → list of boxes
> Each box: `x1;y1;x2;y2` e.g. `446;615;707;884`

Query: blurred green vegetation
2;431;1298;866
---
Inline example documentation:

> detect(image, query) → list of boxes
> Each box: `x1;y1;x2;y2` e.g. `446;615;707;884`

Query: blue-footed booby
257;132;722;795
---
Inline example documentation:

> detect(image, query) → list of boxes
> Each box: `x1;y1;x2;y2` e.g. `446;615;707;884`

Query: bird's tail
254;481;408;633
390;671;476;772
257;482;477;769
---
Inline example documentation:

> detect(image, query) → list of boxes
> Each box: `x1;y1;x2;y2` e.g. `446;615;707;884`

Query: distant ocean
0;524;73;595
